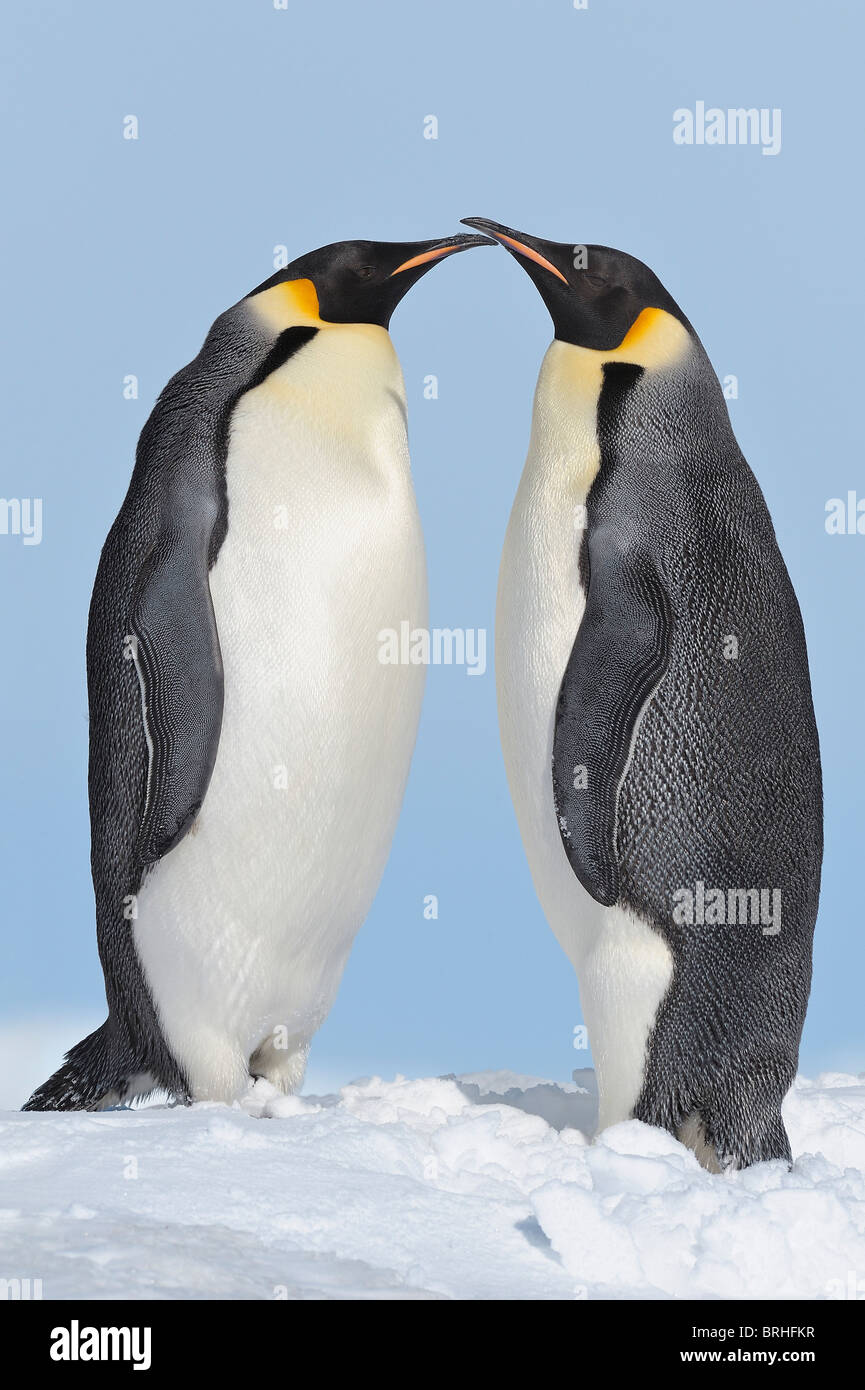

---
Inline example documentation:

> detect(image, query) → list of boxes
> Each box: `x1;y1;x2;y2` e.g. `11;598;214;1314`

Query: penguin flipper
552;525;672;906
131;532;224;864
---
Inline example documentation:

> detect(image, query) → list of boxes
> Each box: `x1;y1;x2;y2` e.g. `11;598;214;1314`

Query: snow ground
2;1069;865;1301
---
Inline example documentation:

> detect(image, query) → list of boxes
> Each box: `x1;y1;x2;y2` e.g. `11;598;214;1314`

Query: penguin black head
250;234;494;330
462;217;691;351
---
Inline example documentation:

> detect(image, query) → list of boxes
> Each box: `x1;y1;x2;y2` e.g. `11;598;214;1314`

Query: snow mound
1;1070;864;1300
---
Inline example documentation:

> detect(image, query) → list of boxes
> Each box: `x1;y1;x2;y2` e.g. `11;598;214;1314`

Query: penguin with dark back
464;216;822;1170
25;232;493;1112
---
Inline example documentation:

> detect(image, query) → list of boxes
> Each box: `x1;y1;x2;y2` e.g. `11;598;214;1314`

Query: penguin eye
354;265;376;280
581;273;608;291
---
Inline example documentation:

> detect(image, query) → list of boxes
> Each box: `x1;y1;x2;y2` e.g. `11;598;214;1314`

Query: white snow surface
2;1068;865;1300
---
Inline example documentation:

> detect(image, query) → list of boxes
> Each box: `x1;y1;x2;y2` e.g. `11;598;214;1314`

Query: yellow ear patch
249;277;323;333
552;306;691;401
281;277;321;322
618;306;666;350
608;306;690;370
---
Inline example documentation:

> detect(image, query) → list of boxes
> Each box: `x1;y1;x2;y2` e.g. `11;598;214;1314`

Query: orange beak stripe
493;232;569;284
390;245;461;276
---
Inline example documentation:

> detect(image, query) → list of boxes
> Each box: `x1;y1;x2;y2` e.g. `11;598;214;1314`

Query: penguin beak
389;232;495;278
461;217;569;285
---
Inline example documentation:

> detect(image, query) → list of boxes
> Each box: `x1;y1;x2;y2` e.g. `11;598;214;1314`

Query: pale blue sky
1;0;861;1098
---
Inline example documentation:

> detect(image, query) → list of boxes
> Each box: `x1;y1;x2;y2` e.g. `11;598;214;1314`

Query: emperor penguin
25;231;492;1111
463;217;823;1170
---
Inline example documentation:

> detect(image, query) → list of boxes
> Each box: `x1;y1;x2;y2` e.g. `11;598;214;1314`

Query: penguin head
250;234;493;330
462;217;691;352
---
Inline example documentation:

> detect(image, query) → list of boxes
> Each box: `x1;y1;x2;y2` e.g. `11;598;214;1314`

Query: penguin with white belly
463;216;822;1170
24;231;492;1111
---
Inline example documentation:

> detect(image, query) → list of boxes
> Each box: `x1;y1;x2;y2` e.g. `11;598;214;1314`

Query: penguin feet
676;1112;724;1172
248;1032;310;1096
677;1080;793;1173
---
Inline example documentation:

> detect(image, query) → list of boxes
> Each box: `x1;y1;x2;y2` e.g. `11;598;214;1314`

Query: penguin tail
21;1020;140;1112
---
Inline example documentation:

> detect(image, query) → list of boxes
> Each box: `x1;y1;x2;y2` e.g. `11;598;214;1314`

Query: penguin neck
247;284;407;430
250;277;403;366
527;310;693;490
266;321;406;423
529;341;604;494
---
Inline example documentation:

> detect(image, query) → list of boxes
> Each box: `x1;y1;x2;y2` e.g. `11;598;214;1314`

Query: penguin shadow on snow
446;1075;600;1264
96;1072;601;1134
450;1070;599;1135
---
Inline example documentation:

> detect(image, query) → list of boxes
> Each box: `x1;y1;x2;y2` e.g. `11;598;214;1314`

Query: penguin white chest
133;328;427;1101
495;341;673;1131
